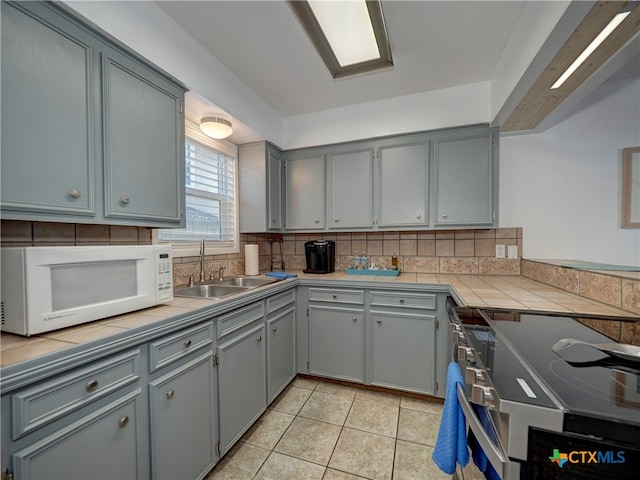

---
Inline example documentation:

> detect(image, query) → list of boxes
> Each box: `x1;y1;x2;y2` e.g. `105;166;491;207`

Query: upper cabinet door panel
1;2;95;215
329;149;373;228
102;50;184;223
435;135;493;226
267;147;283;231
378;143;428;227
286;155;325;230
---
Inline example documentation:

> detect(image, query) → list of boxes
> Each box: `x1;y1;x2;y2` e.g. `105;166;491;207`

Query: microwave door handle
456;384;507;479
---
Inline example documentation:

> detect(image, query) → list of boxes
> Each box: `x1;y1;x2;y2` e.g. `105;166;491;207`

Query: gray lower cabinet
149;352;216;480
309;305;365;383
217;322;267;454
370;311;436;395
0;1;186;227
267;305;296;403
11;389;143;480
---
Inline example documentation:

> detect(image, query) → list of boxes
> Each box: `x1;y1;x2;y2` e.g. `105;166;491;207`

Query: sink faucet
218;266;226;281
199;238;206;283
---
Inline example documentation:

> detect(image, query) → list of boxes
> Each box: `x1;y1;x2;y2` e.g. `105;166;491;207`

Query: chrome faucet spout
199;238;206;283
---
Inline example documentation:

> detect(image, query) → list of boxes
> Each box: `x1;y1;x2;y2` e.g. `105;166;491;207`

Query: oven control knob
465;366;485;385
451;330;467;345
471;384;497;409
457;346;474;362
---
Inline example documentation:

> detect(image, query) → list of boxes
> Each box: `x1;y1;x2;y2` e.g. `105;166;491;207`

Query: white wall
283;82;490;149
500;78;640;266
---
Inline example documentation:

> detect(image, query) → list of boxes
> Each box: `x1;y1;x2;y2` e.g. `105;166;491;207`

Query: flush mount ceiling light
199;116;233;139
288;0;393;79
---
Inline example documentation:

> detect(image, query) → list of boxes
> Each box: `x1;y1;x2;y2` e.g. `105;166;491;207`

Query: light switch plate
495;245;506;258
508;245;519;259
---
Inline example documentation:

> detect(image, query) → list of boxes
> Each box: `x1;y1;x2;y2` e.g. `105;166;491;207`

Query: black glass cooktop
455;307;640;429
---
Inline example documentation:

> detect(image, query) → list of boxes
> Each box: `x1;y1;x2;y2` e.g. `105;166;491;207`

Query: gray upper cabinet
377;141;429;227
285;153;326;230
239;142;284;232
102;49;184;224
0;1;186;228
434;129;496;226
328;148;374;229
1;1;96;217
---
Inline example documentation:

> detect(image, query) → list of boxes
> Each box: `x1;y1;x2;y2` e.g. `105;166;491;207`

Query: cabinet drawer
12;349;140;439
370;291;437;310
309;288;364;305
266;289;295;314
217;301;265;339
150;322;213;372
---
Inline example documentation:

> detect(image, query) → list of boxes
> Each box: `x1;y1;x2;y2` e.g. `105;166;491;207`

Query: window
156;121;238;256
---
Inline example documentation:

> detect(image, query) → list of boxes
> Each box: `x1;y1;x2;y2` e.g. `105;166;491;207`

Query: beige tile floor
207;377;485;480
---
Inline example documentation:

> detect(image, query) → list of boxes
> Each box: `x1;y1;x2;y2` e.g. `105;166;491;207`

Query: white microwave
1;245;173;336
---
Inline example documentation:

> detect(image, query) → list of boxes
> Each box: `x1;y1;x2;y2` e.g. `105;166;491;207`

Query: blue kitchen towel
432;362;469;474
469;431;502;480
265;271;298;279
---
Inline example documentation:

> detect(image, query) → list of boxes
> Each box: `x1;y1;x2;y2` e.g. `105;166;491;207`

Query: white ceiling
157;0;527;118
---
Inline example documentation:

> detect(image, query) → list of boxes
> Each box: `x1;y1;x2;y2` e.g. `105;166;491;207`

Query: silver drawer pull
376;319;382;325
399;298;405;303
120;195;130;204
332;294;337;299
184;339;192;347
257;336;262;342
69;188;81;199
119;416;129;428
442;213;448;218
272;327;278;332
86;380;99;392
272;218;277;223
166;390;175;400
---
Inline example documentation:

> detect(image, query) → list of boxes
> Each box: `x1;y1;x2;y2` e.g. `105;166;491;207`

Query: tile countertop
1;272;637;369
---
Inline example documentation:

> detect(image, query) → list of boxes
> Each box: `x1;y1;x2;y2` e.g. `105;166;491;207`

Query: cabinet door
1;2;95;216
309;306;365;382
217;323;266;453
434;134;493;225
328;149;373;228
370;311;436;395
12;390;143;480
378;142;428;226
102;49;184;224
267;306;296;403
286;155;326;229
149;353;216;480
267;146;283;231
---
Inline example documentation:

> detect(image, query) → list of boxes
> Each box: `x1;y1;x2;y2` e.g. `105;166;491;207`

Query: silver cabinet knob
272;326;277;332
120;195;130;204
416;214;421;219
352;316;357;322
166;390;175;399
69;188;81;199
314;218;320;223
442;213;448;218
376;319;382;325
272;218;277;223
332;294;337;299
257;336;262;342
184;339;192;347
86;379;99;392
471;384;496;409
334;218;339;223
399;298;405;304
119;416;129;428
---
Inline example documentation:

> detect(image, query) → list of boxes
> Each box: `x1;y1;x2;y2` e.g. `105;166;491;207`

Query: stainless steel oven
447;298;640;479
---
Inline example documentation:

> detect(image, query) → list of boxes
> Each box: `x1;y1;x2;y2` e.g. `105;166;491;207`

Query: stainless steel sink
216;277;279;287
174;284;248;299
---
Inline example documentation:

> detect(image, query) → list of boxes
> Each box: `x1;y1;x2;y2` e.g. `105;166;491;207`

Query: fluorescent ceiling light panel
551;11;631;89
308;0;379;67
288;0;393;79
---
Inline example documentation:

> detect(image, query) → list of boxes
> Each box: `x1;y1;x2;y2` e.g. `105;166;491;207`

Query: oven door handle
457;384;507;479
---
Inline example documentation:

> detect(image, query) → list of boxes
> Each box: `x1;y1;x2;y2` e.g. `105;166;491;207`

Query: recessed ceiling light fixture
551;10;631;89
288;0;393;79
199;116;233;139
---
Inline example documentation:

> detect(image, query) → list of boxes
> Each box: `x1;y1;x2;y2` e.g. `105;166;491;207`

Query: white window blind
157;121;238;255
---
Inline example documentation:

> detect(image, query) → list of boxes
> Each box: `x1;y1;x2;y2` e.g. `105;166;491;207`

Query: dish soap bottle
391;253;398;270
